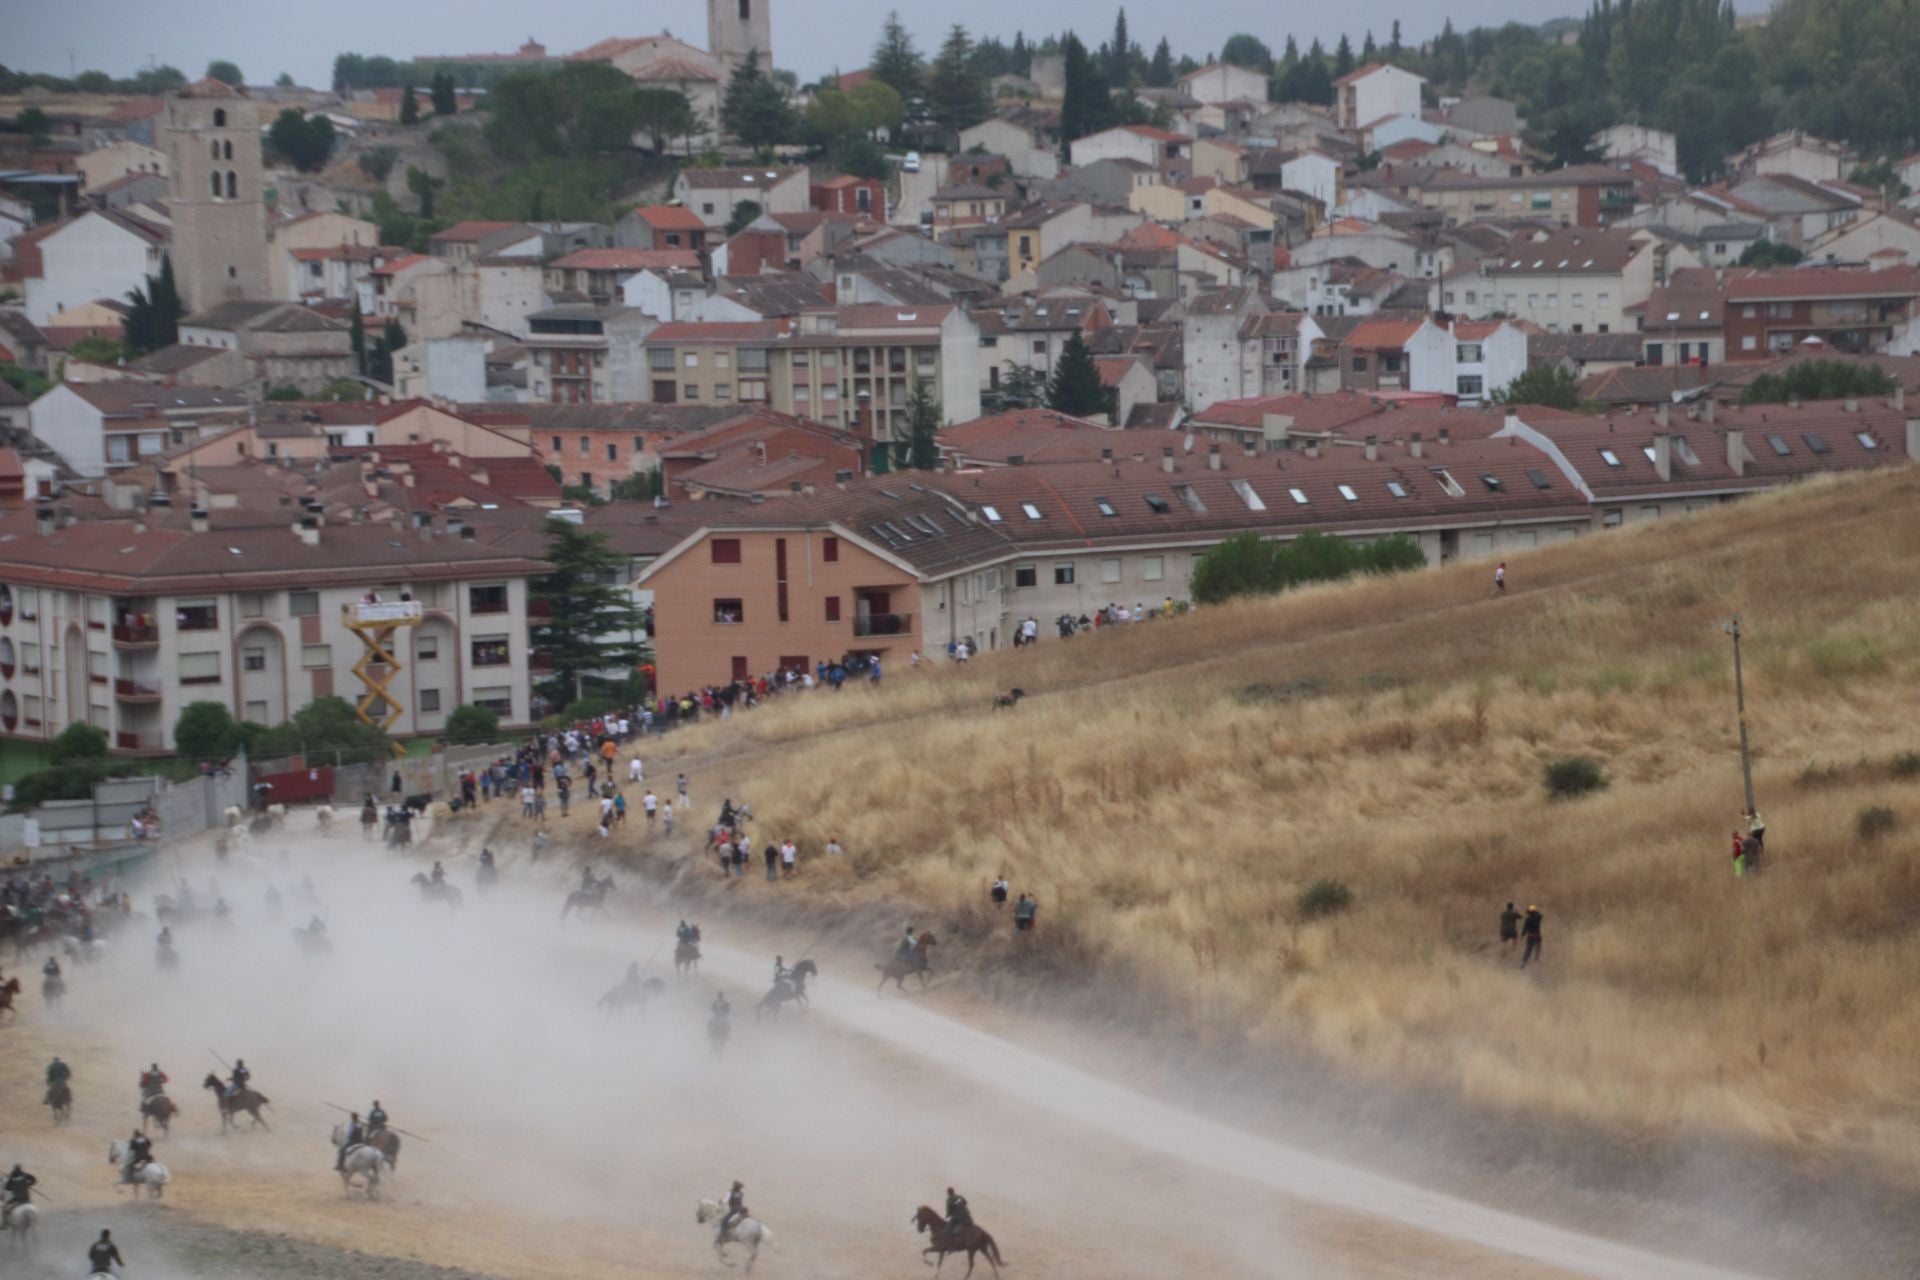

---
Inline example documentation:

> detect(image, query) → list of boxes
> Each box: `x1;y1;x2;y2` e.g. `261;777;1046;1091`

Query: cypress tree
1046;332;1112;418
399;83;420;125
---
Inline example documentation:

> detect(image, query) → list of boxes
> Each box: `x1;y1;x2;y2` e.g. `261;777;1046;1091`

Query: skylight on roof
1386;481;1408;498
1337;484;1359;501
1599;448;1622;467
1642;445;1658;464
1765;433;1791;456
1021;503;1043;519
1289;488;1309;505
980;504;1003;522
1856;431;1878;449
1480;473;1503;492
879;488;903;499
1175;484;1207;513
1231;479;1266;511
1802;431;1830;455
1431;468;1466;497
1526;468;1552;490
1096;497;1117;517
1144;494;1171;514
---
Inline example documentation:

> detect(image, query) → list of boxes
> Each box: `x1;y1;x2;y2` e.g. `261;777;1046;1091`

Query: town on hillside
0;0;1917;751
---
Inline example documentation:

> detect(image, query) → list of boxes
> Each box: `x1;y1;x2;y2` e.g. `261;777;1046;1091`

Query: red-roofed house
1723;266;1920;360
614;204;711;253
1093;355;1159;426
1335;63;1425;132
812;174;886;218
545;248;704;305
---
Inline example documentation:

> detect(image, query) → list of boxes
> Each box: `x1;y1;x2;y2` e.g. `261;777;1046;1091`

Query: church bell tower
708;0;773;80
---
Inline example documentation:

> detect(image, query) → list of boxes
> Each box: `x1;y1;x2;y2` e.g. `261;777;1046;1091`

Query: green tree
1107;9;1141;86
68;334;128;366
1221;34;1274;72
927;25;992;133
313;377;368;401
1060;34;1116;146
1147;38;1174;87
51;722;109;765
898;379;942;470
1333;34;1355;79
268;109;335;172
16;107;52;144
173;701;241;762
399;83;420;125
1738;360;1897;405
835;136;890;180
206;60;244;87
532;519;648;701
720;53;793;148
1191;532;1281;604
406;163;437;218
357;145;399;182
1492;364;1583;410
1045;331;1112;417
369;319;406;383
123;255;182;355
1737;239;1804;268
444;703;500;745
253;696;391;763
349;307;367;376
0;364;53;400
275;71;295;88
431;68;457;115
634;87;698;153
870;10;925;107
265;385;304;401
999;362;1046;408
726;200;764;236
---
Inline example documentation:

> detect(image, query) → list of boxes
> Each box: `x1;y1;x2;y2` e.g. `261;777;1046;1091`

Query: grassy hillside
645;467;1920;1184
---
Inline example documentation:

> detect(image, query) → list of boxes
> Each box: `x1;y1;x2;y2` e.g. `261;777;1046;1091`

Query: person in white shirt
628;756;644;783
780;839;797;876
826;836;844;858
643;791;659;823
662;801;674;835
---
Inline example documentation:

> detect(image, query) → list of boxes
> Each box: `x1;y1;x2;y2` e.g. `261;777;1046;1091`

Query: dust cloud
0;813;1777;1279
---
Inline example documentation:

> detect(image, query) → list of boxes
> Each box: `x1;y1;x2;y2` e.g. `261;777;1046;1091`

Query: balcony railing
114;678;163;701
469;598;510;615
853;612;913;637
115;731;166;752
112;623;160;647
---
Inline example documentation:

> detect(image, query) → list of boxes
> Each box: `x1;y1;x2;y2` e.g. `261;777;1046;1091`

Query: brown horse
0;975;19;1019
203;1072;271;1133
914;1206;1005;1277
140;1092;177;1136
875;933;938;994
359;1126;402;1172
410;873;464;908
560;877;614;921
45;1081;72;1124
674;936;701;978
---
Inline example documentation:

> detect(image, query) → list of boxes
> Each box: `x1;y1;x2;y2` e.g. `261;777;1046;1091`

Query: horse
560;877;614;922
109;1140;170;1198
409;873;464;908
674;936;702;978
293;925;332;957
0;975;20;1019
360;803;379;841
1;1200;36;1249
315;804;336;835
333;1122;401;1173
476;861;499;895
334;1137;384;1199
708;1012;731;1058
696;1200;772;1273
756;959;817;1022
156;942;180;972
876;933;939;994
41;970;65;1007
140;1092;177;1136
914;1206;1005;1277
597;976;665;1017
993;688;1026;710
203;1072;270;1133
45;1080;72;1124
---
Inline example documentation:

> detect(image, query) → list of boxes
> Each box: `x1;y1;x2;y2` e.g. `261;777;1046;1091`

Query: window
1142;556;1164;582
1053;562;1075;585
822;536;839;562
606;443;618;462
1350;355;1369;373
417;634;439;661
740;379;767;402
1856;431;1879;450
17;588;35;620
1095;497;1117;517
683;385;700;400
176;600;218;631
419;689;442;713
1480;473;1504;492
683;352;701;368
1386;481;1408;498
1456;343;1482;363
469;584;508;614
1021;503;1043;520
179;652;221;684
1144;494;1170;514
1288;488;1308;505
1598;448;1621;467
980;505;1002;522
1457;375;1484;398
650;348;675;370
1765;434;1791;457
710;539;743;565
739;348;769;371
712;599;745;623
238;593;266;618
473;686;512;715
1100;558;1122;584
1527;468;1552;490
825;596;841;623
242;646;267;672
1014;566;1037;588
289;590;318;616
714;383;733;401
293;643;329;670
1802;432;1831;456
1766;302;1792;320
21;641;39;672
715;353;732;370
471;636;511;666
1741;335;1758;351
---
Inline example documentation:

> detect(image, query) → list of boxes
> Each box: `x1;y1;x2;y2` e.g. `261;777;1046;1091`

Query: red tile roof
1724;266;1920;301
549;247;702;272
1344;318;1424;349
430;221;519;243
631;205;708;232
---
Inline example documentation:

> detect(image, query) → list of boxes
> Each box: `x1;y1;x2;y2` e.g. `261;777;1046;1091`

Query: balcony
113;623;160;648
114;678;163;702
853;612;913;638
114;731;167;754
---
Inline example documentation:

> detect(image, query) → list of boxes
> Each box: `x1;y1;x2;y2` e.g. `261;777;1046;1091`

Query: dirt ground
0;812;1774;1279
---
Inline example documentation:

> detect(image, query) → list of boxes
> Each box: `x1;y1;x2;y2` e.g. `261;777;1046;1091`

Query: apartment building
1456;226;1696;335
522;304;658;404
1419;165;1638;228
1722;267;1920;359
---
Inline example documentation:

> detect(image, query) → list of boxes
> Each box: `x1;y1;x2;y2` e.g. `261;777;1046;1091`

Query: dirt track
0;814;1769;1279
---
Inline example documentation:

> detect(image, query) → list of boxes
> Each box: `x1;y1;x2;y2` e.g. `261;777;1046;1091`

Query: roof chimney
1654;402;1669;428
1894;385;1906;412
835;468;853;490
1409;431;1423;459
1438;426;1451;446
1207;441;1222;470
59;504;77;529
1161;445;1175;473
1702;396;1716;424
34;506;54;536
1844;396;1859;413
296;515;320;546
1651;432;1672;482
189;507;209;533
1363;435;1378;462
1725;429;1747;478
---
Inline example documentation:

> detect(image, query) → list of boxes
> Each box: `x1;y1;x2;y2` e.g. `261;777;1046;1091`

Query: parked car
903;151;922;173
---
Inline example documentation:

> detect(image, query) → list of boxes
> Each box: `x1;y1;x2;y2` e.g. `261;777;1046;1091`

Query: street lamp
1724;614;1756;816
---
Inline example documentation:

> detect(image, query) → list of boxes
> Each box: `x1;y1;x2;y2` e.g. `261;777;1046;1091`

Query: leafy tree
634;87;698;153
431;68;457;115
1190;533;1280;605
1849;159;1913;202
1221;34;1274;73
1737;239;1804;268
999;362;1046;408
725;201;764;236
68;334;128;366
357;146;399;182
313;377;368;401
252;696;391;764
1739;360;1897;405
0;364;53;400
870;10;924;107
268;109;335;172
1045;331;1113;418
721;53;793;148
1191;530;1424;604
609;468;664;502
51;722;109;765
275;72;295;88
399;83;420;125
836;136;890;180
406;163;437;218
173;701;241;762
805;81;905;148
16;107;51;144
1147;38;1174;88
927;25;992;133
444;703;500;745
1492;364;1583;410
123;255;182;355
897;379;942;470
206;60;244;87
532;519;648;701
265;385;304;401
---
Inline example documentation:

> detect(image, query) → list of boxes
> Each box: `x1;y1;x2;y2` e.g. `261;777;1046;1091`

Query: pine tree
1109;9;1136;87
1362;31;1377;62
1333;35;1355;79
532;519;648;701
348;307;367;377
927;25;991;133
899;380;942;470
430;68;456;115
1147;38;1174;88
1060;34;1115;147
1046;332;1111;418
1011;32;1031;79
399;83;420;125
1389;19;1402;58
870;10;924;105
721;53;793;148
369;320;406;384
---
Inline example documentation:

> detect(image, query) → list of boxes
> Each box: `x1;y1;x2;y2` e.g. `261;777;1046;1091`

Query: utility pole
1724;613;1756;816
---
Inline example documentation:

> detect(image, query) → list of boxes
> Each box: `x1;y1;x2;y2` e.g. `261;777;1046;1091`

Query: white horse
314;804;336;834
697;1200;773;1272
332;1131;383;1199
223;804;243;827
108;1139;170;1198
1;1200;36;1248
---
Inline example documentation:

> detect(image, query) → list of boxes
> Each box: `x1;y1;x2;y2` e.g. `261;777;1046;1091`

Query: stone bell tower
708;0;773;80
160;78;271;311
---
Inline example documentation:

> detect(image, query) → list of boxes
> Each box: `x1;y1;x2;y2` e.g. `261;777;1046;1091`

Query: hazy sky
0;0;1636;89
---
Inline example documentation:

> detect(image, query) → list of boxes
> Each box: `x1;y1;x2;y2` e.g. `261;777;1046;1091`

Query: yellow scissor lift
343;601;424;755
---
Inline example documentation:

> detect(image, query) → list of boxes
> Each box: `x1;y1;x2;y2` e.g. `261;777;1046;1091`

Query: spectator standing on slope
1520;905;1543;968
1499;902;1520;953
1495;562;1507;593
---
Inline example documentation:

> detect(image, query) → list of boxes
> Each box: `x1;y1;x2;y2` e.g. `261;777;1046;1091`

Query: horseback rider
719;1180;749;1241
718;798;736;830
897;925;918;961
139;1063;168;1099
479;847;496;871
429;861;446;886
677;918;694;943
367;1101;388;1134
157;925;174;948
336;1111;365;1171
711;991;731;1019
45;1055;71;1092
226;1058;250;1100
625;960;642;987
580;865;597;893
42;955;60;979
945;1187;973;1239
306;916;327;937
773;955;789;987
123;1130;152;1181
3;1164;33;1217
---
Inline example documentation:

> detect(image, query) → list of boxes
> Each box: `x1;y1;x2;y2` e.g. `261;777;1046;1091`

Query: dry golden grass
655;468;1920;1183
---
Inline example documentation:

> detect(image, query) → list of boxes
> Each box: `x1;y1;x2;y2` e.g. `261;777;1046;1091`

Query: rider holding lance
3;1163;34;1214
336;1112;364;1171
367;1101;388;1134
46;1055;71;1093
226;1057;250;1099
